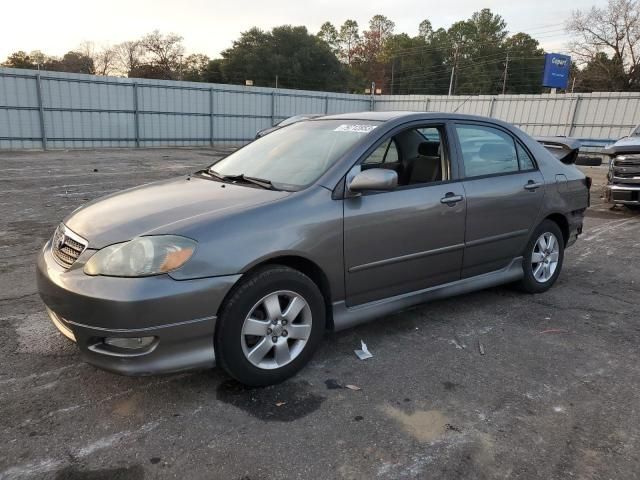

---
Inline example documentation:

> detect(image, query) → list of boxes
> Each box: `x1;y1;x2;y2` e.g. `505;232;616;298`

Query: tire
214;265;325;387
518;220;565;294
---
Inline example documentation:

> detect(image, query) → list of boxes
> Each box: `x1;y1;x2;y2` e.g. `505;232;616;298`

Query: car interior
361;126;450;186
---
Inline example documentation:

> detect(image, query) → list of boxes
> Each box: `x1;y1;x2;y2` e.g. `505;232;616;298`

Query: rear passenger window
516;142;535;170
455;125;519;177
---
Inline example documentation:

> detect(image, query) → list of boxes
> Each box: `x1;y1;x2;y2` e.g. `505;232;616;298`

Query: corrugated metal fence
2;66;639;150
0;67;369;150
375;93;640;142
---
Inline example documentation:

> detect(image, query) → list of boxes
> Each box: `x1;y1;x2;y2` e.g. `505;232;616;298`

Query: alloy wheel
531;232;560;283
240;290;312;370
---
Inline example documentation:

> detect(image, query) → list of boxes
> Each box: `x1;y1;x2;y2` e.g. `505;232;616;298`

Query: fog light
104;336;155;350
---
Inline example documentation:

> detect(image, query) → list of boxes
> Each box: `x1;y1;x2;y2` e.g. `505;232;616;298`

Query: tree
339;20;360;65
317;22;340;55
2;51;37;69
202;59;225;83
114;40;144;76
181;53;210;81
448;9;509;94
78;41;117;76
381;31;450;95
351;15;396;90
221;25;348;91
502;33;545;94
44;51;95;74
139;30;185;79
567;0;640;90
418;20;434;40
573;52;628;91
128;64;170;79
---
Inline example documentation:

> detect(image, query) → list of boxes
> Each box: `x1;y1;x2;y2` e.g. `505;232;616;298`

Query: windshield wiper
207;170;276;190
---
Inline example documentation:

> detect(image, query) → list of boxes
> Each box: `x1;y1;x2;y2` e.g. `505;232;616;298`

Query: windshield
632;125;640;137
210;120;380;190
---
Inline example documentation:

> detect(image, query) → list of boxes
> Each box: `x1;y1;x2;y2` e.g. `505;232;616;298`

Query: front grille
51;224;88;269
613;156;640;167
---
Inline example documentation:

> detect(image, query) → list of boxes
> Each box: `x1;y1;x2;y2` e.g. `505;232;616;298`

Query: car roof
316;111;499;123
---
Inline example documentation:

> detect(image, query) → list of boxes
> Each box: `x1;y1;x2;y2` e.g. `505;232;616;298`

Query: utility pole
390;59;395;95
448;39;463;96
502;52;509;95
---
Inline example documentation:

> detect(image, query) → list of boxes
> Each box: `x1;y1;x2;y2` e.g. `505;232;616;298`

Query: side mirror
348;168;398;193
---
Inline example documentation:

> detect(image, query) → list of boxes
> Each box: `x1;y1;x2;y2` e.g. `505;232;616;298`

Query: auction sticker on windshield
333;124;378;133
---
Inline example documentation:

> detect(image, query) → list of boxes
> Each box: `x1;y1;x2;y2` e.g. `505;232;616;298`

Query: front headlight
84;235;196;277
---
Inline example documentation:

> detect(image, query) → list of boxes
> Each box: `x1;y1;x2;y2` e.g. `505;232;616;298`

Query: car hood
65;175;289;248
605;136;640;155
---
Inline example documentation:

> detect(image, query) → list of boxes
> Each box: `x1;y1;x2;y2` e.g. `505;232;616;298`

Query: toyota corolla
37;112;590;386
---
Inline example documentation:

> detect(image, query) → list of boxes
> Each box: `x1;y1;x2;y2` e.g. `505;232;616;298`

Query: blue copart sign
542;53;571;89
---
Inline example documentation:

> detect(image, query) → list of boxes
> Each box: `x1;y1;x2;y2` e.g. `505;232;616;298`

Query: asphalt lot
1;149;639;480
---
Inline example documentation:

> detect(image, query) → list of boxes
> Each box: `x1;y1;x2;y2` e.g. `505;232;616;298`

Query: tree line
3;2;640;95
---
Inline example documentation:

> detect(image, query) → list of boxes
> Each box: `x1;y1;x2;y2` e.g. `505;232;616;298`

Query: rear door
453;123;545;278
343;123;466;306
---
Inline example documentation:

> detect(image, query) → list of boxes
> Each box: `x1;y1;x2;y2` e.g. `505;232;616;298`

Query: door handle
524;181;543;191
440;193;464;205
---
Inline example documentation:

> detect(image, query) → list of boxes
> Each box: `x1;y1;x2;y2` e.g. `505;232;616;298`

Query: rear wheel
518;220;564;293
215;265;325;386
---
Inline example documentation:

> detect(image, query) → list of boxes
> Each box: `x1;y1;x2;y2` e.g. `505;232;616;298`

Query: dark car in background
37;112;590;386
255;113;324;138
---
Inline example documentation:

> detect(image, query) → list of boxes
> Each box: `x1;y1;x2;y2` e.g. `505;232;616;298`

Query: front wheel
214;265;325;386
518;220;565;294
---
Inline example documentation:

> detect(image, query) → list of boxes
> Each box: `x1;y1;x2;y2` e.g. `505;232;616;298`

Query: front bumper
604;184;640;205
36;240;241;375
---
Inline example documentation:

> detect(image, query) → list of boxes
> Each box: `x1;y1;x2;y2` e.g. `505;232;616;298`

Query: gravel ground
0;149;638;480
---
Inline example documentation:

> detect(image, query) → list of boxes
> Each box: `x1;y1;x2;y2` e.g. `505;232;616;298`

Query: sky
0;0;609;61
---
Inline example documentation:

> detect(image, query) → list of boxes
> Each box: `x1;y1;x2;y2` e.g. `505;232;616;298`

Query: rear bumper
566;209;585;248
604;184;640;205
37;241;241;375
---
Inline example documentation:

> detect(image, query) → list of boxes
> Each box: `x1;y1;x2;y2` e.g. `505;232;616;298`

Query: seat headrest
418;141;440;157
479;143;514;161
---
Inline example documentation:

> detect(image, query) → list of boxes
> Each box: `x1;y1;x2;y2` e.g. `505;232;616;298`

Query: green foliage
220;25;348;91
45;52;95;74
3;51;37;69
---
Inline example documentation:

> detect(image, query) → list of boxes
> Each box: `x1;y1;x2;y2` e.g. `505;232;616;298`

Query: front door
343;124;467;306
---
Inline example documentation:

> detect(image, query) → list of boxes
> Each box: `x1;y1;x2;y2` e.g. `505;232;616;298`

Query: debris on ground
354;340;373;360
345;385;361;391
325;379;343;390
451;339;464;350
478;341;485;355
540;329;569;334
275;401;286;407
